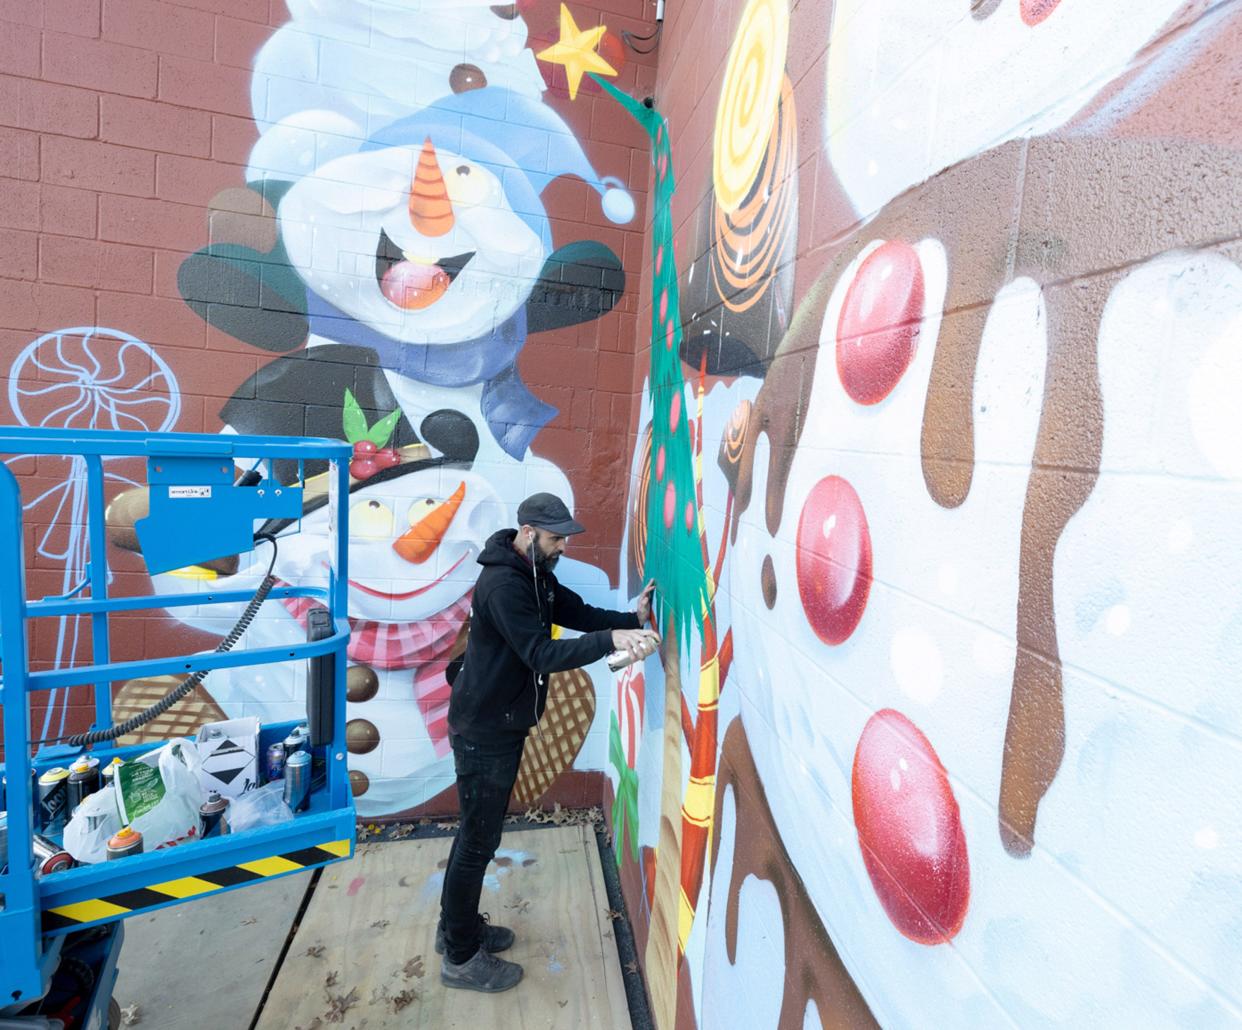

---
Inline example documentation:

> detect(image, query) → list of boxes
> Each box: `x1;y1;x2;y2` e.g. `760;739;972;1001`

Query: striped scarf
277;586;472;756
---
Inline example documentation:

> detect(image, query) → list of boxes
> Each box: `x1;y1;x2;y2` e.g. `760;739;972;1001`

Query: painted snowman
157;1;638;814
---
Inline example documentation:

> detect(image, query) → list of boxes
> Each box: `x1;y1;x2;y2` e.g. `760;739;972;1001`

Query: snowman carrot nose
393;481;466;564
409;137;455;237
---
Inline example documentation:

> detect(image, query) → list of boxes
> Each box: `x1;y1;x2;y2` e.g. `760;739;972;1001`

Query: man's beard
534;547;560;572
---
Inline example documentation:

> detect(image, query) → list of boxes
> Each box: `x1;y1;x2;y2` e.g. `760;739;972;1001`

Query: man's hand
636;579;656;626
612;628;661;661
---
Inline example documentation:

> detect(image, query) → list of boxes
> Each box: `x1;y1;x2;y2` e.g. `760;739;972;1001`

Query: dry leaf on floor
398;875;411;887
390;822;416;838
625;961;640;974
392;988;418;1012
371;919;390;929
240;917;257;926
323;986;359;1023
558;1000;569;1008
120;1004;142;1026
325;970;339;988
605;908;623;921
403;956;425;979
436;820;457;831
305;943;325;958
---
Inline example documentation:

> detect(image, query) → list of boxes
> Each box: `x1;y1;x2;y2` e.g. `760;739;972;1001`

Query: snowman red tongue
378;136;460;311
381;259;451;310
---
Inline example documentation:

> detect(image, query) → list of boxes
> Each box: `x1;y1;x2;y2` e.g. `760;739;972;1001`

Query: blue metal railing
0;428;355;1008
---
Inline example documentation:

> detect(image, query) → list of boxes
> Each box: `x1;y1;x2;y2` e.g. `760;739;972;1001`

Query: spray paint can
264;741;286;783
283;727;306;758
606;649;645;673
283;750;310;813
106;826;144;860
32;834;74;876
67;756;101;813
101;756;123;789
199;792;230;838
37;768;71;835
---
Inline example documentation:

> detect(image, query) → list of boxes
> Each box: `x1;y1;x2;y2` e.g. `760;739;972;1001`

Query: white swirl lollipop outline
7;327;181;739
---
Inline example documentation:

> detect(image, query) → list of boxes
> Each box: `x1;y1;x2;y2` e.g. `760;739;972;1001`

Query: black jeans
438;731;526;964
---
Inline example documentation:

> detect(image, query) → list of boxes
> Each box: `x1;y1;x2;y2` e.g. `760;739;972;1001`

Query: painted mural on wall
610;0;1242;1026
46;0;648;818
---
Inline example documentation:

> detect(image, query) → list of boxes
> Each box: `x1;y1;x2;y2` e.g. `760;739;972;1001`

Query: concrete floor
112;826;632;1029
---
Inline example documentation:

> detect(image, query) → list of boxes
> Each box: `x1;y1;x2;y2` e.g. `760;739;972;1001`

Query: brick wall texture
4;0;1242;1026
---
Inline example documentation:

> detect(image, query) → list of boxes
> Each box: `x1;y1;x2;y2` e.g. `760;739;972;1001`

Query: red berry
375;448;399;469
353;441;378;456
350;458;378;480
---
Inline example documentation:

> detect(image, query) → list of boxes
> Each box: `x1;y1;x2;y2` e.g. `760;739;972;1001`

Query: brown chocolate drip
760;554;777;609
920;304;991;508
729;271;831;541
711;719;878;1029
999;280;1104;855
970;0;1003;19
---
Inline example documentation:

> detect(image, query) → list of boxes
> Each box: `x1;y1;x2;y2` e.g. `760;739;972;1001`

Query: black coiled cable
63;533;279;747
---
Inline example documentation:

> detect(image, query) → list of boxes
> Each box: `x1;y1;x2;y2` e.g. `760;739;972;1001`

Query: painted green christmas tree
594;77;710;659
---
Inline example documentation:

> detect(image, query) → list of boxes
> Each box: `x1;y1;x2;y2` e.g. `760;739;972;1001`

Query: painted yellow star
536;3;617;101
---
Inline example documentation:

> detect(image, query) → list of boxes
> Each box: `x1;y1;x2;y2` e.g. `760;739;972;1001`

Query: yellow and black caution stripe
42;840;350;932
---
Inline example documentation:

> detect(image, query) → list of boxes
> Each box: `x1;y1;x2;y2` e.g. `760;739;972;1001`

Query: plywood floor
113;869;311;1029
258;825;632;1030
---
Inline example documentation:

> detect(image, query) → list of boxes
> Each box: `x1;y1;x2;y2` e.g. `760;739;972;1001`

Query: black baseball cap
517;492;586;536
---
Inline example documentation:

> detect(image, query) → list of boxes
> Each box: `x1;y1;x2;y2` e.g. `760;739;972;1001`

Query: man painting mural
437;493;659;992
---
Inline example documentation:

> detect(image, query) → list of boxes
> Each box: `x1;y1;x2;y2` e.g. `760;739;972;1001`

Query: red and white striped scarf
277;586;473;756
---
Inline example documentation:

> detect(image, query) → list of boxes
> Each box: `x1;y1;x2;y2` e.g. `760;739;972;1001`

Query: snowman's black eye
456;165;471;176
367;500;381;509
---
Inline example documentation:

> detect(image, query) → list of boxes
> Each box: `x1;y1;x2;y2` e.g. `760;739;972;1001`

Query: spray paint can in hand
37;768;71;835
199;791;230;838
67;756;101;814
283;750;310;813
106;825;144;860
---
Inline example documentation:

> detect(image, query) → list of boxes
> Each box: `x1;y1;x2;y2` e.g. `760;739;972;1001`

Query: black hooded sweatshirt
447;529;641;742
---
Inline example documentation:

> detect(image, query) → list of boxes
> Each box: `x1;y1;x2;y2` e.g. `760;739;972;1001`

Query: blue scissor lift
0;428;355;1028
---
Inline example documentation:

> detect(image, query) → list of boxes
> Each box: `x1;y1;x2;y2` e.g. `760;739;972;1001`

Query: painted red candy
796;475;872;645
852;709;970;945
1020;0;1062;25
836;241;924;405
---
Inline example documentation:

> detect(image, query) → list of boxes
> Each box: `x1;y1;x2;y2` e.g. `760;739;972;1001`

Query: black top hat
222;344;481;535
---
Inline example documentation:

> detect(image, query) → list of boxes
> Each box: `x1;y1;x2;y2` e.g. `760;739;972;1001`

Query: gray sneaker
441;948;524;993
435;914;515;956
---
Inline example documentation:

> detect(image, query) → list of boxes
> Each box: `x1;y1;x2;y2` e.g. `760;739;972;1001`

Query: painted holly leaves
343;388;401;481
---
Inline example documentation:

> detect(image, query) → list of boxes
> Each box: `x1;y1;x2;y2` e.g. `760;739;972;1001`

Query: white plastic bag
125;739;205;850
63;784;122;863
227;781;293;834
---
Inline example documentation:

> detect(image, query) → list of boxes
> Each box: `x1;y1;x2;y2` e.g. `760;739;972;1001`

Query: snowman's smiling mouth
375;229;475;311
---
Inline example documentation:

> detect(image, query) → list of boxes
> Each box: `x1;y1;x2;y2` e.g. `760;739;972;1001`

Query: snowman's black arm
526;240;625;334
